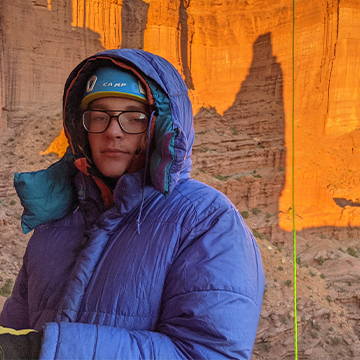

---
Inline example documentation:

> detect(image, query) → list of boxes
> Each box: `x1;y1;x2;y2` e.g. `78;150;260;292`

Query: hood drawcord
136;110;156;235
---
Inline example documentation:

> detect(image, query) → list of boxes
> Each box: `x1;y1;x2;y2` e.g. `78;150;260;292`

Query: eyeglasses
82;110;149;134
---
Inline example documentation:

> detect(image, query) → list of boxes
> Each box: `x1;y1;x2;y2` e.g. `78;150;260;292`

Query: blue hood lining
14;150;77;234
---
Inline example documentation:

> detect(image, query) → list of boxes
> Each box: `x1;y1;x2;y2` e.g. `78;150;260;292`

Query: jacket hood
14;50;194;233
63;49;194;195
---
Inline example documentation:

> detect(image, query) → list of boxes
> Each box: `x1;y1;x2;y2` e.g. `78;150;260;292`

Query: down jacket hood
63;49;194;194
14;49;195;233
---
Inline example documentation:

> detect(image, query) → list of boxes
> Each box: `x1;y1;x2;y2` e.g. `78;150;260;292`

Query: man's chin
97;165;128;179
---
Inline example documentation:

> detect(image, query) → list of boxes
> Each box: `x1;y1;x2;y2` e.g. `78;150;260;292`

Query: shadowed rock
121;0;149;49
179;0;194;89
333;197;360;208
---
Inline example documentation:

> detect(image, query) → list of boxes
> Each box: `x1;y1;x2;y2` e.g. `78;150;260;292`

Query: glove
0;327;41;360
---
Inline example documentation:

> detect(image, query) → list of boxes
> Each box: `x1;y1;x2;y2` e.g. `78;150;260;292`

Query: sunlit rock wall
278;0;360;230
1;0;359;232
0;0;102;130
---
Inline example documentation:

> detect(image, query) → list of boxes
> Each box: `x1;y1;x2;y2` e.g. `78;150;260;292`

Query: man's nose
105;116;124;137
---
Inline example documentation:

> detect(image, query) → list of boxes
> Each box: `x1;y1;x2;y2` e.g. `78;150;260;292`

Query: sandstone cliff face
3;0;358;231
1;0;360;358
278;0;360;231
0;0;102;132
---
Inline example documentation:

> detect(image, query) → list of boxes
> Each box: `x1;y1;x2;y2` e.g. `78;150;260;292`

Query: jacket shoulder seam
173;185;232;226
165;288;258;305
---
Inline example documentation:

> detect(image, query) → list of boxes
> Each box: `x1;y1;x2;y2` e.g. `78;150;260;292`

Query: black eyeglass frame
82;109;149;135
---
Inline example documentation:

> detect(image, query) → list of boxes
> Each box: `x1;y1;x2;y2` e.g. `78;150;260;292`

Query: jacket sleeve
0;264;30;330
40;207;265;360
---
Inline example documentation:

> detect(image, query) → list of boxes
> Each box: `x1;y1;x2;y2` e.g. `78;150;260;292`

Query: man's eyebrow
123;105;147;111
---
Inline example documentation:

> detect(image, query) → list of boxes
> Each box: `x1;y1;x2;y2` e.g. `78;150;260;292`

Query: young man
0;49;265;359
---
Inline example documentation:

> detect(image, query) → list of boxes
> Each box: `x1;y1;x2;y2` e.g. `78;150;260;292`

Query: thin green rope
292;0;298;359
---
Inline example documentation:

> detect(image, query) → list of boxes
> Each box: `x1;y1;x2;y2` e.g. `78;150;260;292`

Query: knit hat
80;66;147;109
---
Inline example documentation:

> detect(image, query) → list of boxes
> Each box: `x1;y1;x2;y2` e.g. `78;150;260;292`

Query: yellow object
40;129;68;158
0;326;37;335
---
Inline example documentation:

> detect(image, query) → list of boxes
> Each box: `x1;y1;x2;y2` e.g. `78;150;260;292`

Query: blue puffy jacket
0;49;265;359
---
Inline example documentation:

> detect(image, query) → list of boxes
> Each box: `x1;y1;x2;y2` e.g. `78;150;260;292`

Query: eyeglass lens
83;111;148;134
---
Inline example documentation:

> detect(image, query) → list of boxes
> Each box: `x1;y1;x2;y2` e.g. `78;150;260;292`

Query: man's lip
100;149;131;157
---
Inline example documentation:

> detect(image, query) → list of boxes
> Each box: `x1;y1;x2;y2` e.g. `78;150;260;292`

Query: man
0;49;265;359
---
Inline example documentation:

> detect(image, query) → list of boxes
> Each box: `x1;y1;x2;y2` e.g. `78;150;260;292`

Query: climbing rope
292;0;298;359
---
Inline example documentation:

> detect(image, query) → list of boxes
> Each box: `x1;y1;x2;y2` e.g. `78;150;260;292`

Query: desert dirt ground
0;113;359;359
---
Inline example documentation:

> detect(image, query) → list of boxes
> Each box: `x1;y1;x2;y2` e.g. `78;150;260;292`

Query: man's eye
133;116;146;122
93;115;108;121
124;113;147;122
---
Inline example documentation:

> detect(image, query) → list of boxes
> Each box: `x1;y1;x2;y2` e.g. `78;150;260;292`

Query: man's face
87;96;148;178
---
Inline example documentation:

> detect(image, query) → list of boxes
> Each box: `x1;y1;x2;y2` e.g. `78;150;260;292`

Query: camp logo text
102;82;127;87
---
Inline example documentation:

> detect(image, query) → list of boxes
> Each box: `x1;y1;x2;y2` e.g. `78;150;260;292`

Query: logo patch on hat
86;75;97;93
138;81;146;95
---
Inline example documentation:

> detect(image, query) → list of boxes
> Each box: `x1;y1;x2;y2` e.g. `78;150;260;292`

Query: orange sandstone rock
2;0;360;232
